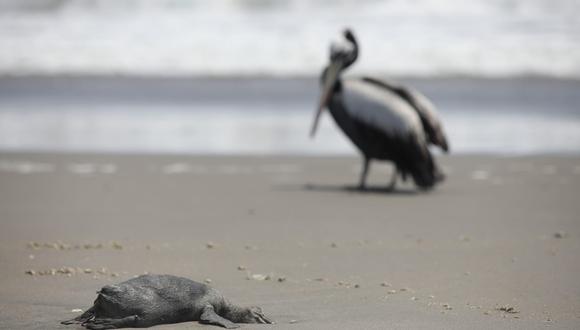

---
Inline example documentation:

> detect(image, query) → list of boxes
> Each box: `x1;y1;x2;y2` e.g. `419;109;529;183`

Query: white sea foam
0;0;578;77
1;103;579;155
0;160;54;174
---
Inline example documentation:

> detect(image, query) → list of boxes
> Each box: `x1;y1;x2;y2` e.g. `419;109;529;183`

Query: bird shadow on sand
275;183;418;196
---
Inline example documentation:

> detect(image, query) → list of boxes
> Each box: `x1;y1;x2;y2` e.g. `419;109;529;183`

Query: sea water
0;77;578;155
0;0;578;77
0;0;579;155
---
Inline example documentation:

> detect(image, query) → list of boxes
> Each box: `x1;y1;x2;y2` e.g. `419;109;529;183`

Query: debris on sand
496;305;519;314
111;241;123;250
247;273;271;281
380;282;391;287
277;277;287;283
354;284;360;288
442;303;452;310
237;265;247;271
205;242;217;249
204;278;212;284
26;241;117;250
387;290;397;294
25;266;116;277
554;231;567;239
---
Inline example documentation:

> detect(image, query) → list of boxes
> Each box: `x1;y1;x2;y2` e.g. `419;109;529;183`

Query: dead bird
62;274;272;329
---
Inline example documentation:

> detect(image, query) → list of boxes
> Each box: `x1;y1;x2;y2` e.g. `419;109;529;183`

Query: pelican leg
386;167;398;191
358;157;370;190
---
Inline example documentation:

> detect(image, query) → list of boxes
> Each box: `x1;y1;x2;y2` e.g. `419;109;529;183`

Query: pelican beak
310;59;343;138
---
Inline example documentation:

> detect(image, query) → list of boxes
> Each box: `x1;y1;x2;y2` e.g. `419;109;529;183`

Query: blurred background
0;0;579;155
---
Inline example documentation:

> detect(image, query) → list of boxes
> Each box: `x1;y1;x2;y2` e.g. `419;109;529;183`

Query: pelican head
311;28;359;137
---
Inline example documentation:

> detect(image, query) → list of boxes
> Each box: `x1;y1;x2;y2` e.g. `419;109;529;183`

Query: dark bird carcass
310;29;449;190
61;274;272;329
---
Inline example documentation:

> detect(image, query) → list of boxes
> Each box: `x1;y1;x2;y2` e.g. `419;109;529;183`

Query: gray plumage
61;274;272;329
312;29;448;190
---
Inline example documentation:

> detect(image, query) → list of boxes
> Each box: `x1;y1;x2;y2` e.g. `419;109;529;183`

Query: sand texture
0;154;579;329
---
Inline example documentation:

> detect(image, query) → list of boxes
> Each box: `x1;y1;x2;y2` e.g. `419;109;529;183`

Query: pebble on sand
237;265;247;271
554;231;567;239
380;282;391;287
247;274;271;281
71;309;83;313
277;277;287;283
442;303;452;310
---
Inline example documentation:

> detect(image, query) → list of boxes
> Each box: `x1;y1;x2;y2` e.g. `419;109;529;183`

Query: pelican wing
340;79;424;141
361;77;449;152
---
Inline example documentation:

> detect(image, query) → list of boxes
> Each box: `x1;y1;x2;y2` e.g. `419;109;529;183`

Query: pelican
311;29;449;190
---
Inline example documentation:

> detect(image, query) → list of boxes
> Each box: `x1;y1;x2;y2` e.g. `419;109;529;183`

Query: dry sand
0;153;579;329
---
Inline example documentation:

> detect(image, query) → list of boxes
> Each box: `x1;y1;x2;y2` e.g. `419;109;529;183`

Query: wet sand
0;153;579;329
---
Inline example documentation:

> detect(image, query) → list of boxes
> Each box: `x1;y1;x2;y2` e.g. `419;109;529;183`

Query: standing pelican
311;29;449;190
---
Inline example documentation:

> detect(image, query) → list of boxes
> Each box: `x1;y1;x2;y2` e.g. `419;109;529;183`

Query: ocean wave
0;0;578;77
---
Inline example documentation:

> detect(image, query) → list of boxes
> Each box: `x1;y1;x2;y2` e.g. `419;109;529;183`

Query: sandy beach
0;153;579;329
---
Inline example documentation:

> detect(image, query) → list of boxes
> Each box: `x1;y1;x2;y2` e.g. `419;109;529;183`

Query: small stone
71;309;83;313
206;242;216;249
84;268;93;274
554;231;567;239
354;284;360;288
204;278;212;284
387;290;397;294
411;296;418;301
314;278;326;282
25;270;35;276
459;235;471;242
330;242;338;248
249;274;269;281
111;241;123;250
428;295;435;299
277;277;286;283
110;272;119;277
237;265;247;271
289;319;298;324
400;288;408;292
28;254;35;260
98;267;108;275
442;303;452;310
484;311;491;315
380;282;391;287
